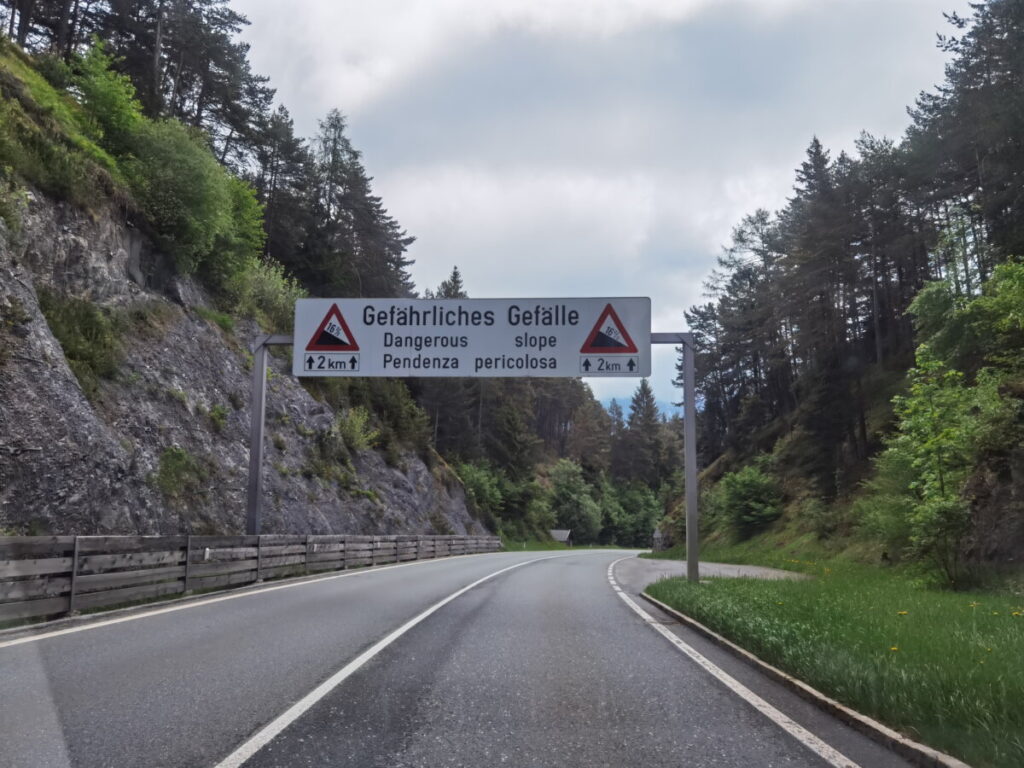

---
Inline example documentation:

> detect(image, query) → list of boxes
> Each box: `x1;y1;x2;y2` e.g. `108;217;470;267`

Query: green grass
0;38;125;211
642;530;846;572
195;305;235;333
647;562;1024;767
151;446;208;503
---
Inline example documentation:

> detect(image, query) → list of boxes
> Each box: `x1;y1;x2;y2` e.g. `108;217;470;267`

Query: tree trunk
151;0;165;114
16;0;34;46
54;0;74;53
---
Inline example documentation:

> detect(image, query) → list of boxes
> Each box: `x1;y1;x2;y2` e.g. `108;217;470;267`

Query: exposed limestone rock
0;193;484;536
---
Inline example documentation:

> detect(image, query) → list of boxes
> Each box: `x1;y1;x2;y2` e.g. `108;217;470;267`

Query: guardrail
0;534;503;623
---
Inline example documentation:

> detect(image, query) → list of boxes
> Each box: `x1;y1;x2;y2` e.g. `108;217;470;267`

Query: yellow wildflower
889;646;899;652
897;610;909;616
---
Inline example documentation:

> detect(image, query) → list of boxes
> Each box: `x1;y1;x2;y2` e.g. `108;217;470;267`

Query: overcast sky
234;0;971;411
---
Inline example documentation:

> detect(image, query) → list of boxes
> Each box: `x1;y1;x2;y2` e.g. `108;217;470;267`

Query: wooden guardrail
0;534;503;623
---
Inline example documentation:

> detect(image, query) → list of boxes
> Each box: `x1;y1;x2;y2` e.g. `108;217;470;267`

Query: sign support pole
246;334;293;536
652;332;699;583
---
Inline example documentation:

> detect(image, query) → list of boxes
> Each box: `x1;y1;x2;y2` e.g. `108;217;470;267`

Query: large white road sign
292;298;651;378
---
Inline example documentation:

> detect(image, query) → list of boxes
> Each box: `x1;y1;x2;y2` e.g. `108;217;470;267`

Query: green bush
615;484;661;547
123;118;231;274
709;461;782;540
459;462;503;530
855;448;918;559
200;176;266;294
225;254;305;332
546;459;601;544
337;406;379;452
152;446;208;502
37;288;120;400
73;40;141;155
33;53;73;90
208;404;228;433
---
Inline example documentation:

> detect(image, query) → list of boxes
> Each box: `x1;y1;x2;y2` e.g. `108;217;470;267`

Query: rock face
0;192;485;537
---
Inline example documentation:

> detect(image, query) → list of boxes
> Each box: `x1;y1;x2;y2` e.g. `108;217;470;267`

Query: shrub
337;406;379;452
459;462;503;530
152;446;208;502
37;288;120;400
855;449;917;559
709;462;782;540
546;459;601;544
225;254;305;332
122;118;231;274
209;404;228;433
34;53;73;90
73;40;142;155
200;176;266;295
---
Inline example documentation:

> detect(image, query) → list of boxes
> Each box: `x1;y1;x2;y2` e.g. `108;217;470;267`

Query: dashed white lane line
608;557;861;768
0;552;513;650
216;552;600;768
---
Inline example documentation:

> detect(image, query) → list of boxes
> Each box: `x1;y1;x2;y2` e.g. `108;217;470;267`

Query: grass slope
646;537;1023;767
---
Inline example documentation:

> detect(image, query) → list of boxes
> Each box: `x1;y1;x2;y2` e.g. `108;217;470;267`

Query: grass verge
646;562;1024;768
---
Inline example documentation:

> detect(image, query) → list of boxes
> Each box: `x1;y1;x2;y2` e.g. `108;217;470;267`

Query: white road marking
608;557;861;768
214;553;588;768
0;552;505;650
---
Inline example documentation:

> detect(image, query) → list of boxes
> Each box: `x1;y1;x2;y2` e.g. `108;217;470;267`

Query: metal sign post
246;307;699;583
246;334;292;536
652;333;699;583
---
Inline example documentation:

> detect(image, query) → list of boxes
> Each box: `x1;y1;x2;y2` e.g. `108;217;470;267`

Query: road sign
292;298;651;378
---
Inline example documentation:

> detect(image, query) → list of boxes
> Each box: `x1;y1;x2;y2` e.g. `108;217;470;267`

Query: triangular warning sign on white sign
306;304;359;352
580;304;638;354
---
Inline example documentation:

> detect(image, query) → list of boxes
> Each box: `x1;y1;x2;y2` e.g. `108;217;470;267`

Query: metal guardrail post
184;535;192;592
67;535;80;614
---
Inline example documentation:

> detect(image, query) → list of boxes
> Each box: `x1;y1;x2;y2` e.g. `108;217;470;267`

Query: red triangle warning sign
580;304;638;354
306;304;359;352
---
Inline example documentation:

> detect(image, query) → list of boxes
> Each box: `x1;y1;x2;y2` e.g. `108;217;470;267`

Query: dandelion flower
897;611;909;616
890;646;899;652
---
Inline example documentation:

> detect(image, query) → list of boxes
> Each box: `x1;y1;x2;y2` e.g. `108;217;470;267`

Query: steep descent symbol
306;304;359;352
580;304;638;354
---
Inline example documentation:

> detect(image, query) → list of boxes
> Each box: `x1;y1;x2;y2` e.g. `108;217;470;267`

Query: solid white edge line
0;552;502;650
215;552;599;768
607;557;861;768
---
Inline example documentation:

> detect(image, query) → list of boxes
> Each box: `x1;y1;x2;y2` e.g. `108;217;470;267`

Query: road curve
0;551;912;768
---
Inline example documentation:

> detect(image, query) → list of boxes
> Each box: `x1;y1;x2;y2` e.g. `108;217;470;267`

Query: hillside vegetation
664;1;1024;585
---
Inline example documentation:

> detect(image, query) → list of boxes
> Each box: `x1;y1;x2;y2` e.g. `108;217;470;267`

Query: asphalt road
0;551;913;768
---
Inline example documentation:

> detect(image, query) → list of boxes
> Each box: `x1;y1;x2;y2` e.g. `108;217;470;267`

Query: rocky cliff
0;191;484;537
